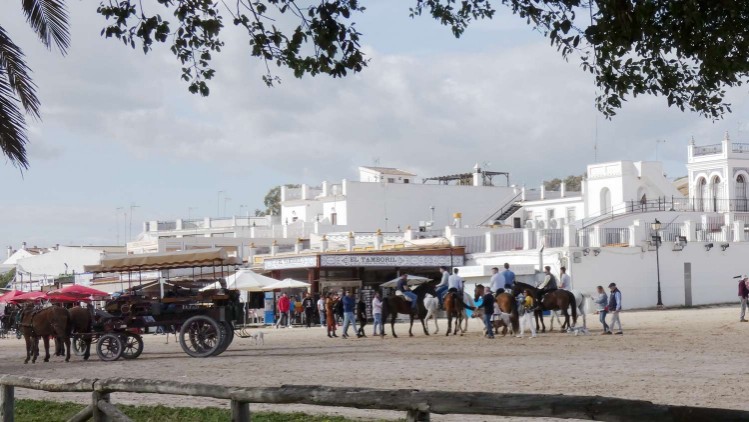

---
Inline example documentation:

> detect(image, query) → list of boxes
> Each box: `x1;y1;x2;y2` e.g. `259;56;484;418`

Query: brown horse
20;305;72;364
68;306;92;360
380;282;436;338
512;281;577;333
473;285;519;336
444;290;465;336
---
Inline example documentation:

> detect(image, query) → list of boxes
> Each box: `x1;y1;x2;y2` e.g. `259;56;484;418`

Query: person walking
516;290;537;338
502;263;515;290
559;267;571;290
481;286;495;339
372;292;384;336
275;293;290;329
739;276;749;322
302;293;315;328
608;283;623;335
356;295;368;338
594;285;610;334
341;291;357;338
489;267;503;294
317;294;326;327
325;293;338;338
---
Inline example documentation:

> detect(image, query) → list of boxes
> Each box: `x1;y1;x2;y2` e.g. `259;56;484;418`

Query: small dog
250;331;265;345
568;326;590;336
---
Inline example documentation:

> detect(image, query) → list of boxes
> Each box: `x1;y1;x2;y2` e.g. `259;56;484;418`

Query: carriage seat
394;291;412;302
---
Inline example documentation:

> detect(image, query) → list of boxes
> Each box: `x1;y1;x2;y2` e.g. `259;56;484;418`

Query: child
516;289;537;338
594;285;610;334
482;288;495;339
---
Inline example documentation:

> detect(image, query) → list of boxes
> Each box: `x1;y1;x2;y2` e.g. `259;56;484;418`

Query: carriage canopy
84;248;242;273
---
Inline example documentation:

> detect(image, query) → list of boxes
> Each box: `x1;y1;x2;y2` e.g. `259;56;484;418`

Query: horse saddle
394;291;412;302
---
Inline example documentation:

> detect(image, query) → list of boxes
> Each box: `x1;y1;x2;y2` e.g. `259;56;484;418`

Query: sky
2;1;749;248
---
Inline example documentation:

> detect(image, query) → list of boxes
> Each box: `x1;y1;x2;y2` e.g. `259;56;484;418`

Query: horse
473;285;519;336
380;282;437;338
20;305;72;364
423;293;439;334
444;288;470;336
512;281;577;333
69;306;93;360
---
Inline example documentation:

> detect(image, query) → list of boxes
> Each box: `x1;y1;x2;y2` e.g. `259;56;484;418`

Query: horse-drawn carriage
80;248;244;361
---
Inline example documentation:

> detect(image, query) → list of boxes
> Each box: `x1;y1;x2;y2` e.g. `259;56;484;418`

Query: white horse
549;289;588;331
423;294;439;334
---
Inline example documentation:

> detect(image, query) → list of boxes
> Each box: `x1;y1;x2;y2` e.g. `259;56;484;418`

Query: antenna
372;157;380;166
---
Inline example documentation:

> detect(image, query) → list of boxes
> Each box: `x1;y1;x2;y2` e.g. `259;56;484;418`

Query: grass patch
15;399;370;421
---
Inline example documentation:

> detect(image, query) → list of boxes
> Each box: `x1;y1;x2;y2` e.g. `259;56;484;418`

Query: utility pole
129;203;140;243
116;207;124;245
217;191;224;217
224;197;232;217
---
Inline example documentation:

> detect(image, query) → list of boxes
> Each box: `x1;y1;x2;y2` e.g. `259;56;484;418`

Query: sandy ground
1;305;748;421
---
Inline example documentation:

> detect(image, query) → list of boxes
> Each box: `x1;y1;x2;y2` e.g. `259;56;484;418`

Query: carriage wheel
211;321;234;357
178;316;221;358
72;335;87;357
96;333;123;362
121;333;144;360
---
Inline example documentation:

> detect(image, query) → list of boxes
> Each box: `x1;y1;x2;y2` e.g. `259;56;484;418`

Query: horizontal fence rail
1;375;748;422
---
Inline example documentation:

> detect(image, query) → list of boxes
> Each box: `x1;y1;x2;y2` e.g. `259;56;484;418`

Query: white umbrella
380;275;432;288
261;278;311;291
200;269;277;292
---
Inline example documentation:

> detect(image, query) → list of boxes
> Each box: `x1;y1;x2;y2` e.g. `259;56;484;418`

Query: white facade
12;246;108;290
357;166;417;184
687;133;749;212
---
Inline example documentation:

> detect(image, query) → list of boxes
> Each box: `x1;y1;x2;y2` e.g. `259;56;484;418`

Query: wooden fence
0;374;747;422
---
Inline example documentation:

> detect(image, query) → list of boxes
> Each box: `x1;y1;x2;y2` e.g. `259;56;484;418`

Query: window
600;187;611;214
737;175;747;211
387;178;395;183
403;179;410;184
566;207;576;222
546;209;555;220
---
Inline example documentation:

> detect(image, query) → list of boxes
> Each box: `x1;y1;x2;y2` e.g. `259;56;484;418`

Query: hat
608;283;617;288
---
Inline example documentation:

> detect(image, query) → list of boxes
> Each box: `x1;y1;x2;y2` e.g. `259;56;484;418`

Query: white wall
571;243;741;309
522;197;584;227
15;246;104;281
343;182;516;232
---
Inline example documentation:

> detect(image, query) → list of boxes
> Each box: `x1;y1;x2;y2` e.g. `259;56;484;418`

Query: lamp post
651;219;664;307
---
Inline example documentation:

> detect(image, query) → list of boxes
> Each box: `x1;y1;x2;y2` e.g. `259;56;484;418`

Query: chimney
21;242;27;250
321;181;329;197
561;181;566;198
6;246;12;259
472;163;482;186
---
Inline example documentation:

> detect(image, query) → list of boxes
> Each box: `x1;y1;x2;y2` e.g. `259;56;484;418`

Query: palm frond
0;26;40;118
0;72;30;169
21;0;70;54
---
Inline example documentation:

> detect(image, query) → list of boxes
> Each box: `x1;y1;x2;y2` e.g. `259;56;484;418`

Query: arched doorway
600;187;611;214
711;176;722;211
696;178;708;212
737;175;748;211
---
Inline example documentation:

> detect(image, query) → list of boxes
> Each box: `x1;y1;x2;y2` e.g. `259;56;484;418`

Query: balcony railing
693;143;722;156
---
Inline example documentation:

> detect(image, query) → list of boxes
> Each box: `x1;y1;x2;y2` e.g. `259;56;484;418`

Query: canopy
261;278;311;291
11;291;49;303
200;269;277;292
48;285;109;298
380;275;432;288
0;290;24;303
85;248;242;272
48;294;90;303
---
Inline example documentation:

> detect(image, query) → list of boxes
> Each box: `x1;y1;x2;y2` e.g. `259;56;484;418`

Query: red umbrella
48;285;109;298
11;291;49;303
48;294;90;303
0;290;24;303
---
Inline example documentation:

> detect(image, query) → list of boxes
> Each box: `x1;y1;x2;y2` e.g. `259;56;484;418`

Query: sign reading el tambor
320;254;464;267
263;255;318;270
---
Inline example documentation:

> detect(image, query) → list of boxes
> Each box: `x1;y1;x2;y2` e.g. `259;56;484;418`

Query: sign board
263;255;317;270
320;254;464;267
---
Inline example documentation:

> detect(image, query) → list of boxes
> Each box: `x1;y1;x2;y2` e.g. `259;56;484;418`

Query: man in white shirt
448;268;464;292
489;267;503;293
559;266;571;290
316;295;326;327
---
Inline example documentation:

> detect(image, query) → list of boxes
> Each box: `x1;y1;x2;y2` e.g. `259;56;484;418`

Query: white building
11;246;121;291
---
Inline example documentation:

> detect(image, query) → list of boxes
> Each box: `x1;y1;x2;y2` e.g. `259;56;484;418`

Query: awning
85;248;241;273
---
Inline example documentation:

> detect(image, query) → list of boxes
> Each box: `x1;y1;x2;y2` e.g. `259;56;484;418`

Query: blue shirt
396;277;408;291
503;270;515;287
342;295;356;313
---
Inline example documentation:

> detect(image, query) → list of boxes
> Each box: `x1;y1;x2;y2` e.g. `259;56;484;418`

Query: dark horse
56;306;92;360
381;282;437;338
443;289;467;336
20;305;72;364
511;281;577;333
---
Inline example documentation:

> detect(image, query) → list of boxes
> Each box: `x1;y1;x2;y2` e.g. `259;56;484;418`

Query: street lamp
651;219;663;307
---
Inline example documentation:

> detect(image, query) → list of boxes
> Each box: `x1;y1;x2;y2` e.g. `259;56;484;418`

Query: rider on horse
535;266;558;307
447;268;474;310
396;275;418;311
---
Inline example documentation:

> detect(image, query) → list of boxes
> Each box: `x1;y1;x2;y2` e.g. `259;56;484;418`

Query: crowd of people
270;263;626;339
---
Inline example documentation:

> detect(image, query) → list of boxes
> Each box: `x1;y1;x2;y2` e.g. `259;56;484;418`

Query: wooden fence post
1;385;14;422
406;409;429;422
230;400;250;422
92;391;110;422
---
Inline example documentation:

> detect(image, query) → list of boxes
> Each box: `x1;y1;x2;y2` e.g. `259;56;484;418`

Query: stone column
485;231;494;253
733;221;745;242
321;235;329;252
294;238;302;254
683;220;697;242
523;229;534;250
375;229;383;250
563;224;577;247
347;232;355;251
270;240;279;256
591;226;602;247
